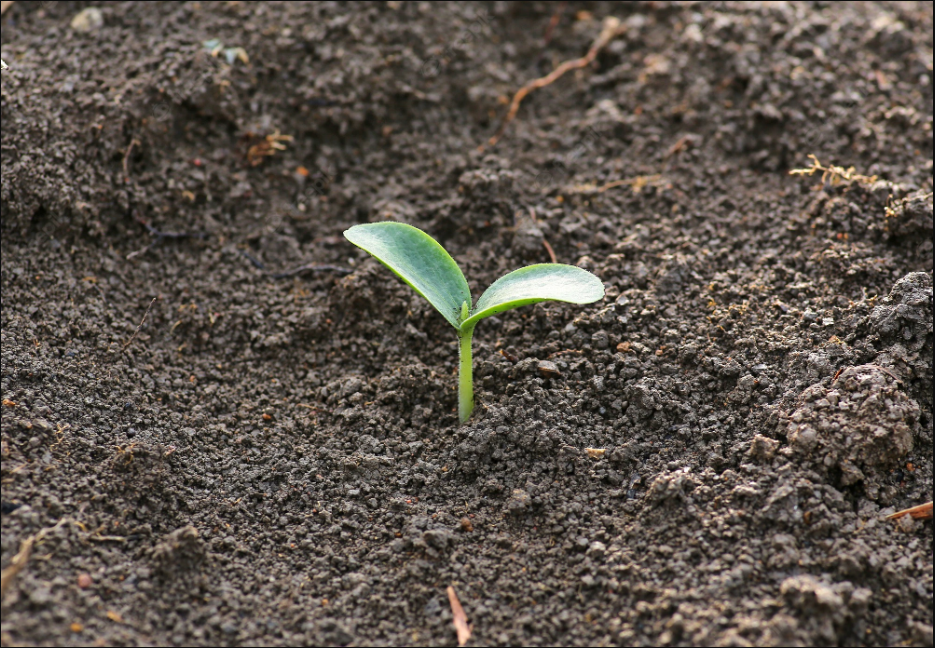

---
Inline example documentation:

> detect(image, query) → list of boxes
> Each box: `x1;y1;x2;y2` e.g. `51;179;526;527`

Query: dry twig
123;297;158;350
563;174;664;195
486;16;625;148
542;2;568;46
122;138;140;181
527;206;558;263
447;586;472;646
1;519;70;600
596;174;663;194
88;534;127;543
543;238;557;263
886;501;933;521
0;537;33;600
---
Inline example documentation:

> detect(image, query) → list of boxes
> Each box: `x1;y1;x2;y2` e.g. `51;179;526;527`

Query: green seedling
344;222;604;423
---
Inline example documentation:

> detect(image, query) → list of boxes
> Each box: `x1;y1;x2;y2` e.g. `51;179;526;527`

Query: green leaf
344;223;471;329
462;264;604;329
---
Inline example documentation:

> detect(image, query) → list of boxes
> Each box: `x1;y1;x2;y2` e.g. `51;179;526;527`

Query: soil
1;2;932;646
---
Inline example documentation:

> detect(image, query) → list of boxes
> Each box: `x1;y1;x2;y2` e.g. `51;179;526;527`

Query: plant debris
447;586;472;646
485;16;626;148
245;130;293;166
789;154;878;186
886;501;933;521
1;519;70;600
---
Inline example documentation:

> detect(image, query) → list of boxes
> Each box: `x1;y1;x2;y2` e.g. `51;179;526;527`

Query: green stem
457;324;475;424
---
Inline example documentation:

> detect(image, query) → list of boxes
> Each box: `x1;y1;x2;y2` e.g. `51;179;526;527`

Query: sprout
344;223;604;423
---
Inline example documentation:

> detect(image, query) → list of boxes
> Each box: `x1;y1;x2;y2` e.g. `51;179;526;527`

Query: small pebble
71;7;104;32
77;573;93;589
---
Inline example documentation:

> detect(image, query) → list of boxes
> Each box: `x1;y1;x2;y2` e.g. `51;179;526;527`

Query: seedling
344;223;604;423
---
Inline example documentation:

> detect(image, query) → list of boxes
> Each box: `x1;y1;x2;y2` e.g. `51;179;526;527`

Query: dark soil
2;2;932;646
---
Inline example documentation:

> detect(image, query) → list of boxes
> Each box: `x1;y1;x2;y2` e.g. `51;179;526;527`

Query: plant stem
457;324;475;423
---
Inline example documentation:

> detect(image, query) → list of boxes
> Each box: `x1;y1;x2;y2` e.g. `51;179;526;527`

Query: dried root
789;154;878;186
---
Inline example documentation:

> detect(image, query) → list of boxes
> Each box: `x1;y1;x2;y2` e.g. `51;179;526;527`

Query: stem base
458;326;475;423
